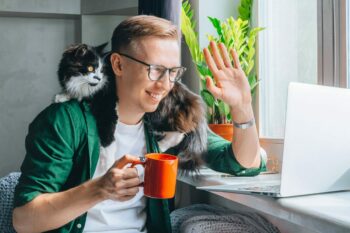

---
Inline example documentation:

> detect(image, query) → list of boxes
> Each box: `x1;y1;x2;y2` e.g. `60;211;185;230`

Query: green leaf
200;89;215;107
201;78;207;90
196;62;212;78
238;6;249;18
208;17;221;32
238;0;252;21
248;74;260;95
208;16;225;43
181;1;203;63
218;101;230;117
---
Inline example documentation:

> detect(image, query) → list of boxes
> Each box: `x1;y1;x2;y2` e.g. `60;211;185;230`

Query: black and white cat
55;43;108;103
54;43;118;148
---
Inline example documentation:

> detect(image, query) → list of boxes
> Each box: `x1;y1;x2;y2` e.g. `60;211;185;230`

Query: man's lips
146;91;163;101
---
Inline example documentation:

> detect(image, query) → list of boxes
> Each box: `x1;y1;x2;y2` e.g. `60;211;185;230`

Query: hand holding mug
97;155;142;202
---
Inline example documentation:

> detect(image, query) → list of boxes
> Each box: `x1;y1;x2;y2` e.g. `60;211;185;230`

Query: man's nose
156;70;171;86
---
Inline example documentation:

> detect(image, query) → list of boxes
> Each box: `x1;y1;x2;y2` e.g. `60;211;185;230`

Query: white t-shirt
83;120;147;233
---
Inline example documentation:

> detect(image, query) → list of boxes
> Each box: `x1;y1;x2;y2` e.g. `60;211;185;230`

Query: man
13;15;265;233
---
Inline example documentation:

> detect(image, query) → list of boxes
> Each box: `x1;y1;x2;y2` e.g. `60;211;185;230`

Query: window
257;0;318;139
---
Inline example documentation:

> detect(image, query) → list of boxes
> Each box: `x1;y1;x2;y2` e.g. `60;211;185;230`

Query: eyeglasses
119;53;186;83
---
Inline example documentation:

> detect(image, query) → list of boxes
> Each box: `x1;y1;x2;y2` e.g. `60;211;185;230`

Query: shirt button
77;223;82;229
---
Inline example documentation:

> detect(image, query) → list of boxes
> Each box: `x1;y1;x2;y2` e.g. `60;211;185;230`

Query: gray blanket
0;172;20;233
170;204;280;233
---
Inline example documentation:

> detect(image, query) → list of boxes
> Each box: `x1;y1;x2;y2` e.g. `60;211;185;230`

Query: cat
55;43;108;103
146;82;208;172
54;43;118;148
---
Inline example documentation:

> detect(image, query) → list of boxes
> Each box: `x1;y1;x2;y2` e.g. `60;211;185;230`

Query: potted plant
181;0;263;140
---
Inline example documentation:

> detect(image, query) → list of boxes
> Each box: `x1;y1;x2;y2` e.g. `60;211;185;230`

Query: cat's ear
74;44;88;57
95;42;108;55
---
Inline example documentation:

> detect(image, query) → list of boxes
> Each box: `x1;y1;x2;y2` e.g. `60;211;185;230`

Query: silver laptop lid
280;83;350;197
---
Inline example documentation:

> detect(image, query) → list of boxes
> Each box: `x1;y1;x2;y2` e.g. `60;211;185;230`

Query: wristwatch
233;118;255;129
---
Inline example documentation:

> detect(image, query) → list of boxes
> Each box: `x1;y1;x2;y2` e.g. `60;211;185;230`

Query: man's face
116;37;180;115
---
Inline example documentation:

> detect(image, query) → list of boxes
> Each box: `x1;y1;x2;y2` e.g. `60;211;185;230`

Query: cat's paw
54;93;71;103
158;131;185;152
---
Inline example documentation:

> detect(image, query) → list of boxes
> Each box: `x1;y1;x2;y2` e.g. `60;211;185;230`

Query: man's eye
150;67;164;75
154;67;164;72
87;66;94;72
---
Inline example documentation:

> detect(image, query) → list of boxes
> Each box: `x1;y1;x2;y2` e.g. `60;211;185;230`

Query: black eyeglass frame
118;53;186;82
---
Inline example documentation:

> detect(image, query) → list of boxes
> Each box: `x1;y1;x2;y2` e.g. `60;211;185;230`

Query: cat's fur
146;82;208;171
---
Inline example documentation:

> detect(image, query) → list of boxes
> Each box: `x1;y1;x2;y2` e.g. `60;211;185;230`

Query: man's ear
110;53;123;76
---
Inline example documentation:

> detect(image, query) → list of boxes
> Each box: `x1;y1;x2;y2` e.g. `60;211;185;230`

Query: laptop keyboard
236;184;280;192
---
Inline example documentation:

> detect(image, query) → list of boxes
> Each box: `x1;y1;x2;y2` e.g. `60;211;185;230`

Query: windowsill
177;167;350;233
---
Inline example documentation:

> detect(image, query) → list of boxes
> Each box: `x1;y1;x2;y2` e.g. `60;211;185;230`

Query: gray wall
0;0;136;177
0;16;78;176
82;15;129;47
0;0;80;14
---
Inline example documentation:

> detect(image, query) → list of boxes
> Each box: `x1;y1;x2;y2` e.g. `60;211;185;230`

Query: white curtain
258;0;318;138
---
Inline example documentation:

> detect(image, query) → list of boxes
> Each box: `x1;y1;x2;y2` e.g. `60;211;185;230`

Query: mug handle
130;156;147;168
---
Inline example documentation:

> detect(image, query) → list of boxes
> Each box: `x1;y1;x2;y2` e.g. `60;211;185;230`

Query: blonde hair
111;15;179;54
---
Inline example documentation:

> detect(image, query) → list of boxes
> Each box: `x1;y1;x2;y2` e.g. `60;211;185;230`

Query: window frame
318;0;347;87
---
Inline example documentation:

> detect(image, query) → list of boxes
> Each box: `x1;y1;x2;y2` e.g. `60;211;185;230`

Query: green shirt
14;100;266;233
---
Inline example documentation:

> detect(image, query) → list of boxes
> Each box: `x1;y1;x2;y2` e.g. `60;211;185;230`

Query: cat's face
57;43;107;99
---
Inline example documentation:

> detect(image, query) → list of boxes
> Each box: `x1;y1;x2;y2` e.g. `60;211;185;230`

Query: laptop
198;82;350;197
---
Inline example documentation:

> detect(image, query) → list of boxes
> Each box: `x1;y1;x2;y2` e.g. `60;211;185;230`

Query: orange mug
132;153;178;199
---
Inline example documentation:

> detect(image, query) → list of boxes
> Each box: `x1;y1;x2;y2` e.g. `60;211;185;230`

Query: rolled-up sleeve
204;130;266;176
14;103;77;207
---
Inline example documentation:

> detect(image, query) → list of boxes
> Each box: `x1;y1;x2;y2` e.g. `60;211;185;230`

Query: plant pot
208;124;234;141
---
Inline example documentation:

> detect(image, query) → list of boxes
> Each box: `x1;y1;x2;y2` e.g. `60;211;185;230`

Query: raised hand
203;41;252;112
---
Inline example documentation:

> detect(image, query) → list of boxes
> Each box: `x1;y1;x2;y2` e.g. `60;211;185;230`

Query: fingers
116;186;140;196
203;47;219;74
204;42;241;71
121;167;139;180
107;168;140;186
115;176;141;189
218;43;232;68
113;177;141;201
204;46;222;87
209;41;225;70
206;76;223;100
203;42;225;74
112;186;140;202
115;154;140;169
230;49;242;70
101;167;142;201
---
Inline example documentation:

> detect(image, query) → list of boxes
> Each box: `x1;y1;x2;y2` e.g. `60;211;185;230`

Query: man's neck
117;105;144;125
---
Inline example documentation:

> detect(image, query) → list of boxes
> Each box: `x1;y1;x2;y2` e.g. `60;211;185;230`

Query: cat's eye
87;66;94;72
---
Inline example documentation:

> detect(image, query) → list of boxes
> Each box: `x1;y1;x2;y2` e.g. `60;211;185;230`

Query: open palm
203;41;252;110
